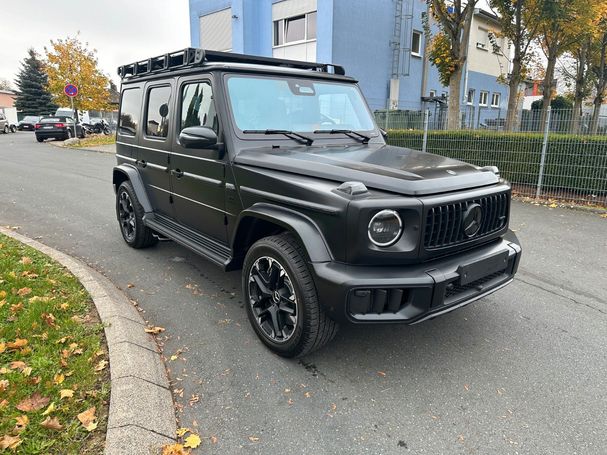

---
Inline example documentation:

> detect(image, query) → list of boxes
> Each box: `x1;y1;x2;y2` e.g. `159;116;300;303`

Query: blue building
188;0;509;125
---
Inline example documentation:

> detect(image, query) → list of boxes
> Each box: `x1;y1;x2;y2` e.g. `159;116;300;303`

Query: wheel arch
230;203;333;269
112;164;153;213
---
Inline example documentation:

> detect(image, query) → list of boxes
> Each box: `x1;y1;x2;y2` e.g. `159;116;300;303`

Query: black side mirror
179;126;218;149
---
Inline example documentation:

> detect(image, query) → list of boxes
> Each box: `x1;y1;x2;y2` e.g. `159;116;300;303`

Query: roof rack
118;47;346;79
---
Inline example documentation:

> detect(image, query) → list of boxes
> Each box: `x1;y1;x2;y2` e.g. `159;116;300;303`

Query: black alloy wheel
117;189;136;243
248;256;298;343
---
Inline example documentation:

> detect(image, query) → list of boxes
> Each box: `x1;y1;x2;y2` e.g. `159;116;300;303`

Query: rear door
137;81;175;217
170;75;227;242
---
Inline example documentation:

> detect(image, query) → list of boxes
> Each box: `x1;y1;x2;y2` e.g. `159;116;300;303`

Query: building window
477;27;489;50
145;86;171;138
491;92;501;107
411;30;422;57
467;89;475;105
479;91;488;107
273;11;317;46
429;90;436;98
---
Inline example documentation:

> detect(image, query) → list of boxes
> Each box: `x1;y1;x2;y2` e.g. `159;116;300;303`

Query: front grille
443;270;507;306
424;192;509;250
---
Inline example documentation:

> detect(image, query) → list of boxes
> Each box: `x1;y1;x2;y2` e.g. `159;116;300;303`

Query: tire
242;233;339;358
2;125;8;134
116;181;158;249
36;136;44;143
9;125;16;133
67;129;74;139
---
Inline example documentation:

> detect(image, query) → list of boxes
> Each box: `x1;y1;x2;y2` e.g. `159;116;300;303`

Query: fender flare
233;203;333;263
112;164;153;213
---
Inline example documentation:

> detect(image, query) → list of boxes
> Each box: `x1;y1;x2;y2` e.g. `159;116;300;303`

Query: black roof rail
117;47;346;79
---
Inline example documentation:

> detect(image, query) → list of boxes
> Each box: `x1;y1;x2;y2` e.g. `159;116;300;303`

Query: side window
145;86;171;138
119;88;142;136
180;82;218;133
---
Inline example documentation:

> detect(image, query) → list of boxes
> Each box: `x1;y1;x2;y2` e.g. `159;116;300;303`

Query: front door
138;82;174;217
170;77;227;242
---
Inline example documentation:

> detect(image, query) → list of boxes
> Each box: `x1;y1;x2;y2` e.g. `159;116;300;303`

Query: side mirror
179;126;218;149
380;128;388;140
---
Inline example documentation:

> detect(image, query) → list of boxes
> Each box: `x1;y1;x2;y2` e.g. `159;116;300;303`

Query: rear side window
180;82;218;133
119;88;142;136
145;86;171;138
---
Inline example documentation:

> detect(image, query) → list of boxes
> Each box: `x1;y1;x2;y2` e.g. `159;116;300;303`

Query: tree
531;94;572;110
589;29;607;134
13;49;57;116
426;0;478;129
44;35;111;117
0;78;12;91
536;0;597;126
489;0;543;131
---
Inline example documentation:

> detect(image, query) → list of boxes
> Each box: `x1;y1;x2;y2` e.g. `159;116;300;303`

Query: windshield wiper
314;129;371;144
243;129;313;146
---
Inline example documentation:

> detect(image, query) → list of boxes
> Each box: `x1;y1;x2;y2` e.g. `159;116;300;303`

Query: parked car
35;116;84;142
0;112;15;133
18;116;41;131
113;48;522;357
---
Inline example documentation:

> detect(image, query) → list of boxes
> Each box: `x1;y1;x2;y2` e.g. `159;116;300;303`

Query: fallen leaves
42;312;57;327
162;443;191;455
94;360;108;372
16;392;50;412
248;436;260;442
20;256;32;265
184;434;201;449
42;402;56;416
77;406;98;431
0;435;22;450
17;287;32;297
6;338;28;350
14;415;29;433
53;373;65;385
145;326;165;334
41;416;63;430
60;389;74;400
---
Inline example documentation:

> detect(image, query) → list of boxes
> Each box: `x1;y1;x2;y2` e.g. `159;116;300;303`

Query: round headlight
368;210;402;247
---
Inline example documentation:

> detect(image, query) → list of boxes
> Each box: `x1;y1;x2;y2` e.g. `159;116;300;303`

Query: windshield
226;75;376;133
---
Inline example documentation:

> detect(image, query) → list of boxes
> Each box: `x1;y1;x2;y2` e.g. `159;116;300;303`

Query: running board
144;213;232;269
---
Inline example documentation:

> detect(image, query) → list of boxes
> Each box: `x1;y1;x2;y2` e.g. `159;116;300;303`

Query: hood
233;143;500;196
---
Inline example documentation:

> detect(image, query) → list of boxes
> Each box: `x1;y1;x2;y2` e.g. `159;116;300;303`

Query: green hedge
386;130;607;196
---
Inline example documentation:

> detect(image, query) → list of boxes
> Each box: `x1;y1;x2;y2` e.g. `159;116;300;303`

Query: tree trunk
505;59;522;132
571;43;589;134
447;66;463;130
589;96;602;134
540;52;557;127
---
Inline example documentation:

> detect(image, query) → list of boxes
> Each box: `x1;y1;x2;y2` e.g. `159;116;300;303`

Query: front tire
243;233;339;358
116;181;158;249
2;125;8;134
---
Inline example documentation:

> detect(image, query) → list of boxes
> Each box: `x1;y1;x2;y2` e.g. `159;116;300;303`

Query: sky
0;0;190;88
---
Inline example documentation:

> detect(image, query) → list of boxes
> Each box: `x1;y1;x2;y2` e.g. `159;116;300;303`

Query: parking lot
1;131;606;454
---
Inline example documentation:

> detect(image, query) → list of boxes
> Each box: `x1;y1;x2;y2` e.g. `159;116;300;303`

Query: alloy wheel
248;256;298;343
118;190;136;242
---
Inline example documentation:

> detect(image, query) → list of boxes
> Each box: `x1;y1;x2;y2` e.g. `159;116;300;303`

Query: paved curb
0;227;176;455
48;140;116;155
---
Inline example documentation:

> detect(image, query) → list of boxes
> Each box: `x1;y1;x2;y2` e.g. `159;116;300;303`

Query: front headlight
368;209;402;247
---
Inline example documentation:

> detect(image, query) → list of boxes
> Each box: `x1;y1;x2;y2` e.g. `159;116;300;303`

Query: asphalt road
1;132;606;455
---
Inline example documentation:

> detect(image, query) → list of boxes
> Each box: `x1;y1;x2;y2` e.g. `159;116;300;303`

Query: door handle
136;159;147;168
171;169;184;178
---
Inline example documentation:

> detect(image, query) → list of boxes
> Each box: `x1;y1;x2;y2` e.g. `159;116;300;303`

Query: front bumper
311;231;521;324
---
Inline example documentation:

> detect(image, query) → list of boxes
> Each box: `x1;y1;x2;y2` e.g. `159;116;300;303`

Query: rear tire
9;125;16;133
242;233;339;358
36;136;44;143
116;181;158;249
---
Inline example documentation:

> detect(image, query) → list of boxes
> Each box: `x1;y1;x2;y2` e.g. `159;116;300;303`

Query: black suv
113;48;521;357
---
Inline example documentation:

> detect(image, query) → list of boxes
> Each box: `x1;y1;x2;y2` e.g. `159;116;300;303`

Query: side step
144;213;232;269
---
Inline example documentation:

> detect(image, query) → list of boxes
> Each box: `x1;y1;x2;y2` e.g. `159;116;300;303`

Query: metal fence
377;107;607;207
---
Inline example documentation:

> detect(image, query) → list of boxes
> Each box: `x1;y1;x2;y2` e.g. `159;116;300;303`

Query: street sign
64;84;78;97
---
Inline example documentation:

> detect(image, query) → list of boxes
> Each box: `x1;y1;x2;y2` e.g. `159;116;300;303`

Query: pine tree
14;49;57;116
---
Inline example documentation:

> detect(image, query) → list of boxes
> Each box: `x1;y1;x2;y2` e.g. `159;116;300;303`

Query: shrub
386;129;607;196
